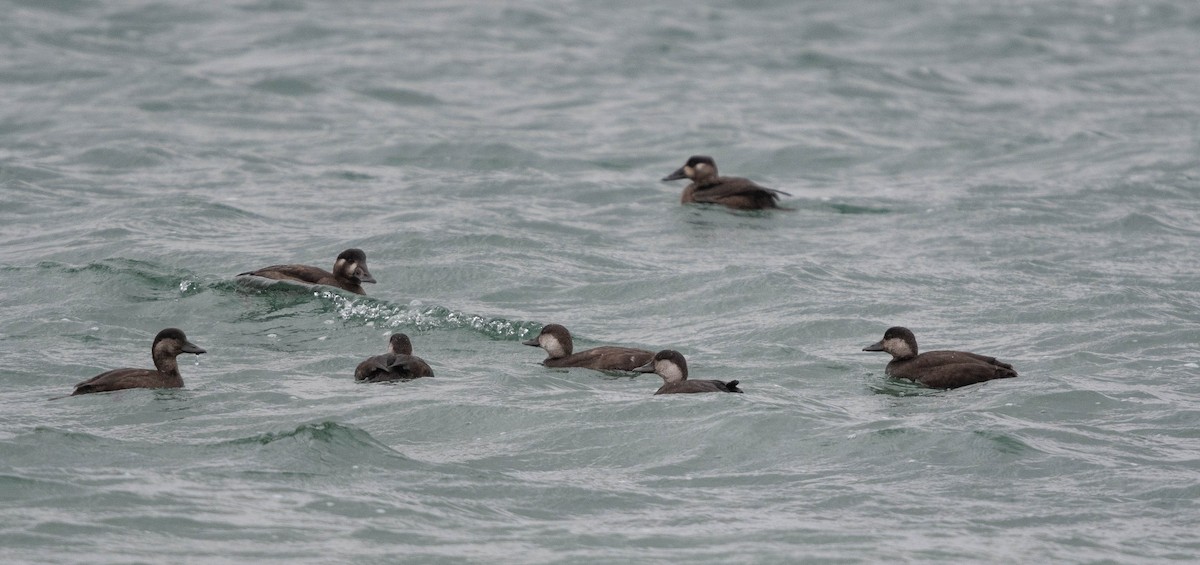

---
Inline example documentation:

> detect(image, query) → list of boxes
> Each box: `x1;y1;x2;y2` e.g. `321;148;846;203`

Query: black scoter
862;326;1018;389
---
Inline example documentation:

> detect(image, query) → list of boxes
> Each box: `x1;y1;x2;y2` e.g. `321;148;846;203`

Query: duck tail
725;380;743;393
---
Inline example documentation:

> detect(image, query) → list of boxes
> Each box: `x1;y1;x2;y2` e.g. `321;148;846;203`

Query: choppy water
3;1;1200;563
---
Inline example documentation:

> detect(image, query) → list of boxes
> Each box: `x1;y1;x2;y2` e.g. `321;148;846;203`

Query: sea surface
2;1;1199;563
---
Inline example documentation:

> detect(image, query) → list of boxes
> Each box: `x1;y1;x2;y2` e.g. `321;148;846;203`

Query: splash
318;291;542;341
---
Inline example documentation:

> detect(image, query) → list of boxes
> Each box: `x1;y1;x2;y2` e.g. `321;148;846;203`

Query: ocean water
2;0;1200;562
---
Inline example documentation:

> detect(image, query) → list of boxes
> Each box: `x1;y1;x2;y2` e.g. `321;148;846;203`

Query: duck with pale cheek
862;326;1018;389
355;333;434;382
633;350;743;395
522;324;654;371
70;328;206;396
662;155;791;210
238;248;376;295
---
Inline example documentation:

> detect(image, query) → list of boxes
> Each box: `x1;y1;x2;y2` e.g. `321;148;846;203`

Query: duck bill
632;360;655;373
183;342;207;355
862;340;884;352
521;338;540;347
357;270;377;284
661;167;688;182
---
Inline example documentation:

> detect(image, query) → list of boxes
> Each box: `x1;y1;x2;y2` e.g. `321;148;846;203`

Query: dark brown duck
239;248;376;295
862;326;1018;389
355;333;434;382
633;350;743;395
522;324;654;371
70;328;206;396
662;155;790;210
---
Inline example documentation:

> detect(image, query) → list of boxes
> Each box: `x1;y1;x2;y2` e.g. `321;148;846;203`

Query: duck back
888;350;1018;389
655;379;742;395
543;346;655;371
355;353;434;382
72;368;182;395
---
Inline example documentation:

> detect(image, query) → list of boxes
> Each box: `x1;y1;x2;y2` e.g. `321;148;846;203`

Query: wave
223;420;392;450
1;423;416;477
228;278;542;341
26;259;543;342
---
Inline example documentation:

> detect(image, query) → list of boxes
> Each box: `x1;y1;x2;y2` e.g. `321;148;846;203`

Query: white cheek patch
887;337;913;358
656;360;684;383
541;335;567;358
334;258;347;274
683;165;694;178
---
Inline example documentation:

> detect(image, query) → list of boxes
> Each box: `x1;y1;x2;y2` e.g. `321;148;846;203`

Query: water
2;0;1199;562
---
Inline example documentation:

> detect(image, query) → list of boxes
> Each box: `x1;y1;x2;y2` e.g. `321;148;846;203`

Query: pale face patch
335;260;362;280
655;359;685;383
884;337;914;358
540;333;568;358
683;165;695;179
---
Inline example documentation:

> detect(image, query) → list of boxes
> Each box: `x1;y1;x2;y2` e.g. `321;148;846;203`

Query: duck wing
655;379;744;394
913;362;1018;389
693;178;790;210
239;264;333;285
355;354;433;382
898;351;1018;389
72;368;175;395
550;347;654;371
953;351;1016;372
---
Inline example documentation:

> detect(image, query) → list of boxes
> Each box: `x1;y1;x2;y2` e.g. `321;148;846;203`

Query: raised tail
724;380;743;393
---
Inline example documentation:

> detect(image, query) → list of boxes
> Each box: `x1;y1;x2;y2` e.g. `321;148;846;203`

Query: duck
355;333;434;382
633;350;743;394
661;155;791;210
70;328;206;396
238;248;376;295
862;326;1019;389
522;324;654;371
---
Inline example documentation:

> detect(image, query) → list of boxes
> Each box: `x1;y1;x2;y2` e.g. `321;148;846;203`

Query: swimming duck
862;326;1019;389
71;328;206;396
355;333;434;382
522;324;654;371
662;155;790;210
239;248;376;295
633;350;743;394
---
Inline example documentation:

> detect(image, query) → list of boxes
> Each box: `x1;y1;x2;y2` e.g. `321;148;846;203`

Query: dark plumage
633;350;743;395
355;333;434;382
239;248;376;295
70;328;206;396
522;324;654;371
662;155;791;210
862;326;1019;389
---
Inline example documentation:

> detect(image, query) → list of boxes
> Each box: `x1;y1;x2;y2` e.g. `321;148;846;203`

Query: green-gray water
2;1;1199;563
